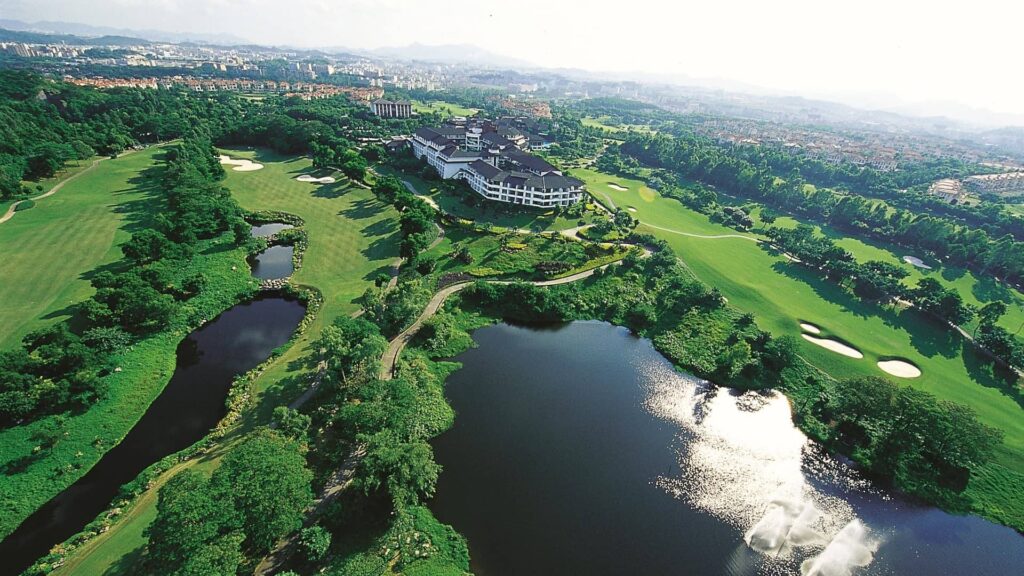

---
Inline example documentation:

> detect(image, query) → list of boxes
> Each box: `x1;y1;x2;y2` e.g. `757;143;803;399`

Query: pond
0;295;305;575
250;222;294;237
250;244;294;279
430;321;1024;576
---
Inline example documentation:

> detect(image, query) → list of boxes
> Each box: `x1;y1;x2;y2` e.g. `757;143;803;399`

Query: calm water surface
250;222;294;237
0;296;305;575
250;244;294;279
430;321;1024;576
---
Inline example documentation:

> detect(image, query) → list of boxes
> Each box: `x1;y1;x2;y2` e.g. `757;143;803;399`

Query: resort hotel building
410;120;584;208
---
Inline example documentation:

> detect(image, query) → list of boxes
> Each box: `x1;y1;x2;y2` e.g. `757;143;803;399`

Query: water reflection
250;222;294;237
431;321;1024;576
250;244;294;279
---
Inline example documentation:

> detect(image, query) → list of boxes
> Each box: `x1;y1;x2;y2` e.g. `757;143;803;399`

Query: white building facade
411;125;583;208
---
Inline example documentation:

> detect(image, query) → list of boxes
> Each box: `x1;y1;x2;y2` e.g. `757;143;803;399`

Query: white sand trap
801;334;863;359
877;359;922;378
608;183;629;191
903;255;932;270
296;175;337;184
627;207;637;212
799;322;822;335
219;155;264;171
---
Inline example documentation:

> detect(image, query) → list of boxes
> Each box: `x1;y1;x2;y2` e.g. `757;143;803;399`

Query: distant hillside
0;27;150;46
0;19;249;46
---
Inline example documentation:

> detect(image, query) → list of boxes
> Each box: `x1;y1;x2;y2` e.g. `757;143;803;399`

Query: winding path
0;156;111;225
379;261;630;380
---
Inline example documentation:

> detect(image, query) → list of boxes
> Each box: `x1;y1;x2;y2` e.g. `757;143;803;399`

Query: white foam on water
801;520;878;576
745;496;826;555
640;358;878;573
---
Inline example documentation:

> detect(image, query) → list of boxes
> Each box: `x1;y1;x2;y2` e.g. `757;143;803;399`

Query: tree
174;532;245;576
272;406;311;440
299;525;332;562
976;301;1008;335
209;429;313;553
356;430;441;509
317;316;387;385
146;469;234;574
29;415;67;452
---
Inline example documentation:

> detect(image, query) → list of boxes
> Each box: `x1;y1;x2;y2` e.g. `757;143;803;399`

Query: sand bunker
627;207;637;212
801;334;863;359
903;256;932;270
608;183;629;191
799;322;822;335
296;174;337;184
219;155;264;171
877;359;922;378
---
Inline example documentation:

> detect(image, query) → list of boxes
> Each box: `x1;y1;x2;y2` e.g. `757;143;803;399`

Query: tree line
616;133;1024;286
766;225;1023;368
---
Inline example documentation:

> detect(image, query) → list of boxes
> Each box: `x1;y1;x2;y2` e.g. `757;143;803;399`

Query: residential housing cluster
65;76;384;101
411;118;583;208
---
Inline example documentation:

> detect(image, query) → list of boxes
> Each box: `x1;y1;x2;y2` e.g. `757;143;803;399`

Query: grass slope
0;148;166;348
575;167;1024;529
411;99;479;117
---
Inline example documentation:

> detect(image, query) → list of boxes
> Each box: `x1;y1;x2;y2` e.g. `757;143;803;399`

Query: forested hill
0;70;245;199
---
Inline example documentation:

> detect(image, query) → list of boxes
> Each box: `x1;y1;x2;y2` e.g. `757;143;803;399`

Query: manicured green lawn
411;99;479;117
760;212;1024;335
574;167;1024;528
0;148;166;348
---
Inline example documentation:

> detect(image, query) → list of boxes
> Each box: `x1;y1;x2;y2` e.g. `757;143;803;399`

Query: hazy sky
4;0;1024;119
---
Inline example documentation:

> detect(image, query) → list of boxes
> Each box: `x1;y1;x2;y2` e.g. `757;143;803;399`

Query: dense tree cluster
726;142;1024;239
145;429;313;575
372;175;438;263
0;70;245;199
819;376;1002;499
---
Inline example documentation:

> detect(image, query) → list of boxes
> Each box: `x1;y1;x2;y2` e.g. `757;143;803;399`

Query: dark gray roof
504;149;558;175
414;127;440;140
440;147;480;160
468;160;502;179
435;126;466;137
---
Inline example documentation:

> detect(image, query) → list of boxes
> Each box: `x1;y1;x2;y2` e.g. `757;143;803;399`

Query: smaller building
964;172;1024;195
928;178;966;203
372;99;413;118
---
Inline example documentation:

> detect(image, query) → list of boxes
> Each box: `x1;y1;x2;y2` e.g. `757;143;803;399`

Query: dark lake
250;222;294;237
0;296;305;575
430;321;1024;576
250;245;294;279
